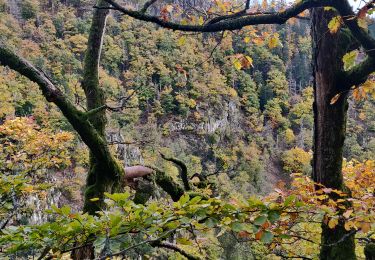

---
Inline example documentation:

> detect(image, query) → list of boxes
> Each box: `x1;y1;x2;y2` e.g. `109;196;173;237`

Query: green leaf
105;192;130;202
254;215;267;226
205;218;219;228
189;196;202;205
342;50;358;71
261;231;274;243
61;205;71;216
279;234;292;239
268;211;280;223
165;221;180;229
93;236;106;254
179;194;190;206
109;214;122;227
231;222;245;232
284;195;296;207
176;237;192;245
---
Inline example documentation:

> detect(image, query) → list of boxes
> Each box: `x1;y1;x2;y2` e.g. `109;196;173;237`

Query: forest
0;0;374;259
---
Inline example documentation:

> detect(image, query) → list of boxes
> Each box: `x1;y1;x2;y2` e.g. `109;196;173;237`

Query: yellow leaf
262;0;268;9
361;222;371;233
328;218;339;229
343;209;353;219
240;55;253;69
362;79;374;93
357;18;368;29
358;112;366;120
245;55;253;66
344;221;355;231
233;59;242;70
198;16;204;25
244;37;251;43
90;198;100;202
268;33;280;49
177;36;186;46
22;186;34;193
328;16;342;33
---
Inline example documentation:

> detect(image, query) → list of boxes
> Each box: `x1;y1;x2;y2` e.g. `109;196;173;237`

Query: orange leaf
262;221;271;229
238;231;250;238
361;222;371;233
255;230;263;240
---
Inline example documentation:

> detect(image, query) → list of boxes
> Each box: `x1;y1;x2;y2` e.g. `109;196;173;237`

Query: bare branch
98;229;177;259
245;0;251;10
104;0;327;32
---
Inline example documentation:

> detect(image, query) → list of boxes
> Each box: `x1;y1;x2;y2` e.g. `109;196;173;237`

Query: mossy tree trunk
81;0;124;215
72;1;124;258
311;7;356;260
365;243;375;260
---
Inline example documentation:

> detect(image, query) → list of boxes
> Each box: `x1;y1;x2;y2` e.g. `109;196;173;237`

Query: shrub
282;147;312;174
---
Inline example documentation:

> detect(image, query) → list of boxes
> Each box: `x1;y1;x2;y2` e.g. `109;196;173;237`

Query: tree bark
311;7;356;260
81;0;124;215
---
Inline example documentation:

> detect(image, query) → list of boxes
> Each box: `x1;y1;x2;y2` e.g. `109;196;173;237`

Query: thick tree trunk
81;0;124;215
311;8;356;260
365;243;375;260
73;1;124;258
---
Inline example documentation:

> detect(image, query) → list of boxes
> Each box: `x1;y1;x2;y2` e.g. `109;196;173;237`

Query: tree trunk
72;1;124;258
81;0;124;215
365;243;375;260
311;7;356;260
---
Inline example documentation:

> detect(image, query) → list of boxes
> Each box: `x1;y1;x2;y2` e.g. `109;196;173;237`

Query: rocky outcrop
7;0;22;20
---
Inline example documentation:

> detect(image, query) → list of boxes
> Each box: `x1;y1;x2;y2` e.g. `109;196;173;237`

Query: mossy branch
85;105;107;118
124;165;184;202
149;166;185;202
332;0;375;89
152;241;202;260
160;152;191;191
0;45;124;214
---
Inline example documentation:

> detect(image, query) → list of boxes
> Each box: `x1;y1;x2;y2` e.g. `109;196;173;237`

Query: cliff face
6;0;21;20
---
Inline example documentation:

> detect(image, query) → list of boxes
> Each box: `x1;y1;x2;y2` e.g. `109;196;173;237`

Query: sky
349;0;366;10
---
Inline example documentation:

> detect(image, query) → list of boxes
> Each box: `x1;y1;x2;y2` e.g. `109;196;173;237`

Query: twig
153;241;201;260
195;30;225;67
140;0;158;13
98;229;177;259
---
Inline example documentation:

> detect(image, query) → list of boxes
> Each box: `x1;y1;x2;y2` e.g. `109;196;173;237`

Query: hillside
0;0;374;259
